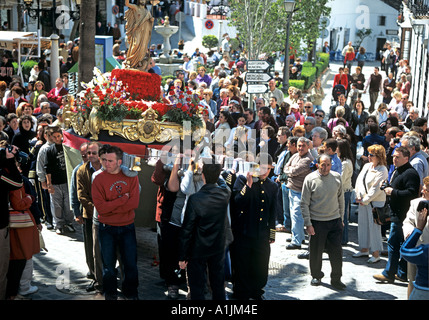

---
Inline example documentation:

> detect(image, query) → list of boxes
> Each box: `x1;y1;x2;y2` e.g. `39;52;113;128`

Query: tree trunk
78;1;96;91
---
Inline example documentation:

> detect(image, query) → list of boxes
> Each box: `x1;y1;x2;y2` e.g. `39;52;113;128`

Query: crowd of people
1;27;428;301
145;39;429;300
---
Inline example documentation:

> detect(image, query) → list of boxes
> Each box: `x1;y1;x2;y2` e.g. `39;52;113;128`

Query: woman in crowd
195;66;212;88
6;175;41;300
327;106;348;131
201;89;217;119
388;91;404;119
28;81;47;109
354;144;388;264
372;103;389;126
337;139;354;245
310;79;325;111
350;100;369;142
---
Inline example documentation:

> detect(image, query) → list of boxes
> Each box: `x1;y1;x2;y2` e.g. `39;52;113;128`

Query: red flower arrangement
75;67;204;129
111;68;161;101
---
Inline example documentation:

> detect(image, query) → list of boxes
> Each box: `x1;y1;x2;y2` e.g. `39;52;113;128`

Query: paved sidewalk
23;205;408;301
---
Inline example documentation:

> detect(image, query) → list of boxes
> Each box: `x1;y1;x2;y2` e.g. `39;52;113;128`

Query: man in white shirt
181;54;194;81
222;34;230;57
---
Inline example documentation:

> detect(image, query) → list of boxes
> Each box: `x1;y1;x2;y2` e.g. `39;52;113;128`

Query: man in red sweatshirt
92;145;140;300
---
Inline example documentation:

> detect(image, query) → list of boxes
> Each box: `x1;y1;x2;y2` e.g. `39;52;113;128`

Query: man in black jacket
178;159;231;300
373;146;420;283
231;153;277;300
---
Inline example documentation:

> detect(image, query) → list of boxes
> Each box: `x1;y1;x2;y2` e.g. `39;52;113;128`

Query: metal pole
282;12;292;94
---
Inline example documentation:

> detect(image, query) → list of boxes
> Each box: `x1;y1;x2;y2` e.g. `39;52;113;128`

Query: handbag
372;202;391;226
9;211;35;228
363;168;391;226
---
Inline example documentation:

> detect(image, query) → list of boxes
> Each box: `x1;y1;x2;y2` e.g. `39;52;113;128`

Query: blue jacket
400;228;429;290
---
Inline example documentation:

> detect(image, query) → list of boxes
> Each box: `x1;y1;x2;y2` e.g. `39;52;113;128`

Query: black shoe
311;278;322;286
286;244;301;250
86;280;96;292
311;272;324;286
298;251;310;259
64;224;76;232
331;280;346;290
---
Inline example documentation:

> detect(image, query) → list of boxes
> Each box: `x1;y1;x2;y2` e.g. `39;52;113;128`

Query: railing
405;0;429;18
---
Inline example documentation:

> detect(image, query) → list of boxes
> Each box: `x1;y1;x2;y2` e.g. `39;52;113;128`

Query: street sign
245;72;273;83
246;60;272;71
246;84;269;94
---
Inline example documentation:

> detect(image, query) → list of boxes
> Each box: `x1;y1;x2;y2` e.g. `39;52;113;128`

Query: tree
78;1;96;91
202;35;219;51
228;0;289;59
355;28;373;48
289;0;331;59
228;0;331;60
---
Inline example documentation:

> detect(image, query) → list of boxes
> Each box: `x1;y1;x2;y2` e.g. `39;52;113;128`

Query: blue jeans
99;223;139;299
382;221;407;281
281;183;291;230
342;191;352;244
289;189;305;246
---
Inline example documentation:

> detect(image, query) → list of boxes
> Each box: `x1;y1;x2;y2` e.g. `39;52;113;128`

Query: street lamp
24;0;81;33
281;0;296;94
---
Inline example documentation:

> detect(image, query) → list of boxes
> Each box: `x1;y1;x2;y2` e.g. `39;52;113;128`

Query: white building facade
398;0;429;116
322;0;400;60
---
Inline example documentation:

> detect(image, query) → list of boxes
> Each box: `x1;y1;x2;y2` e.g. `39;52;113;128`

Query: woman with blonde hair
388;91;404;120
327;106;348;130
354;144;388;263
29;81;46;109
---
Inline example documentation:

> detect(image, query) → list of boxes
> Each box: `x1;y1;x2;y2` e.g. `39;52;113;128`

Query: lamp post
281;0;296;94
24;0;81;34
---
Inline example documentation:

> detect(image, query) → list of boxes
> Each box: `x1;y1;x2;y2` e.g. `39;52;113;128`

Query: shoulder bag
363;168;391;226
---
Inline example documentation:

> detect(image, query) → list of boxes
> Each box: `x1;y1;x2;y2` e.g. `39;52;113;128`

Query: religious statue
124;0;160;71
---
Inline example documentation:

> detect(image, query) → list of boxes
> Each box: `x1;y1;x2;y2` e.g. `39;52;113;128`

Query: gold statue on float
124;0;160;71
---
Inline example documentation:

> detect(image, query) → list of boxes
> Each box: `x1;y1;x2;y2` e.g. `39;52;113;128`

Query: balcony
405;0;429;19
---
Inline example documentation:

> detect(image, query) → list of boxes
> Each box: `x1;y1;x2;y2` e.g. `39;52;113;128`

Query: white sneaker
368;256;380;264
19;285;38;296
352;251;369;258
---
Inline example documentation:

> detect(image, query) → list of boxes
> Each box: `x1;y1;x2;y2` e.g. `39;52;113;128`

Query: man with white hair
285;115;296;130
221;34;230;57
405;107;419;129
263;79;284;107
401;134;429;189
289;66;300;80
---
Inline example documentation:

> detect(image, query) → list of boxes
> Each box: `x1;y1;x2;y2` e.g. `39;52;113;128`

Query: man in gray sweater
301;154;345;290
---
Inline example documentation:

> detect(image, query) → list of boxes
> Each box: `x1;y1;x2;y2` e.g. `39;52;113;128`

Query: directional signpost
245;60;273;107
245;72;273;83
246;60;272;72
246;84;269;94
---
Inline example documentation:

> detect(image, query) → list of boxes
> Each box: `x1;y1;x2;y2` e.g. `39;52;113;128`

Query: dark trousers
187;251;226;300
6;259;26;298
231;235;270;299
369;91;379;113
35;179;53;225
157;221;183;286
383;221;407;280
83;217;95;277
309;218;343;281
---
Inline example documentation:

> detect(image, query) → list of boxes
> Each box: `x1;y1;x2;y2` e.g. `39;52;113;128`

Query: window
378;16;386;26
